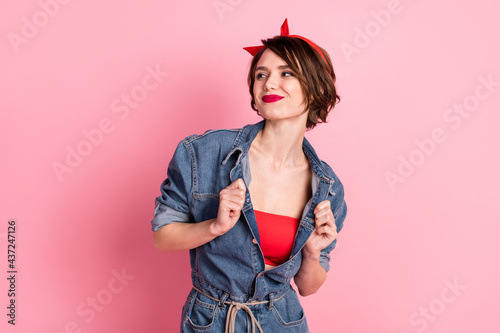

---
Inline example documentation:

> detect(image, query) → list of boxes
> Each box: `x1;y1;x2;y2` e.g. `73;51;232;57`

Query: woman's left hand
303;200;338;256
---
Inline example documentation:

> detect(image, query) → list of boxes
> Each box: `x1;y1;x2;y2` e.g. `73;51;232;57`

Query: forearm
294;250;327;297
152;219;219;252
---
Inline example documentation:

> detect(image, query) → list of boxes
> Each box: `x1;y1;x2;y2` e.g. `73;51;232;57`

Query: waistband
191;272;292;302
193;286;289;333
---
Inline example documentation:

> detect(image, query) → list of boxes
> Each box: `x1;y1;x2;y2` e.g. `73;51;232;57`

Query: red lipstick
262;95;284;103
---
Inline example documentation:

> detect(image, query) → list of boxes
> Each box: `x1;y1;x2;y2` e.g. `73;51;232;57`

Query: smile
262;95;284;103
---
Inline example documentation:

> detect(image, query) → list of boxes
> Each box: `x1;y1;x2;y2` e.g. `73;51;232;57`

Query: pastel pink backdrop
1;0;499;332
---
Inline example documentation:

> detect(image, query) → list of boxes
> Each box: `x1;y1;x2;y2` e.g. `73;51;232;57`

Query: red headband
243;18;327;64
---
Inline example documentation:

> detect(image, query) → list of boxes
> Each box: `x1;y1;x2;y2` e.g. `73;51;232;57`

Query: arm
152;179;246;252
293;248;327;296
294;200;338;296
153;218;218;252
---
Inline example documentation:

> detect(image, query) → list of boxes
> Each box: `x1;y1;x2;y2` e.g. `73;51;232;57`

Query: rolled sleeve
151;198;191;231
150;140;193;232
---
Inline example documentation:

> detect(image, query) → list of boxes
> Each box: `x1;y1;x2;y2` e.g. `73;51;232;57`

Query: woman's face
253;49;308;122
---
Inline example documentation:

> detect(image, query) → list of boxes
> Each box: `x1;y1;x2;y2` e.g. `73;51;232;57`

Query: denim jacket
151;120;347;332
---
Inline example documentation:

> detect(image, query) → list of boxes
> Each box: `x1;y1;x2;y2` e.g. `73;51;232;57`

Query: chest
248;154;312;220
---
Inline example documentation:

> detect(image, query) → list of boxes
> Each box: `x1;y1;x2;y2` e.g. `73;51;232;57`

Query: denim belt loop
219;292;230;309
268;293;275;310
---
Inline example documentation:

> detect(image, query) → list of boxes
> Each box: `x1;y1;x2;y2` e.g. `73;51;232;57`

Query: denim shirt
151;120;347;332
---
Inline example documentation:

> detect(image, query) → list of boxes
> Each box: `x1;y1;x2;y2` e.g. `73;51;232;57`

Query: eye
256;72;267;79
282;71;295;77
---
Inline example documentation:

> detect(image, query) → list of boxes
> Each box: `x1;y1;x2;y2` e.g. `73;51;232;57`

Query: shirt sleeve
151;140;193;232
318;184;347;273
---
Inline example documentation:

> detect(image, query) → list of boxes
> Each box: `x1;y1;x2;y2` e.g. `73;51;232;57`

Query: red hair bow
243;18;327;64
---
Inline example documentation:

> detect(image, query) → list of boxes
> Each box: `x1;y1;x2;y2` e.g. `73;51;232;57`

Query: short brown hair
247;36;340;129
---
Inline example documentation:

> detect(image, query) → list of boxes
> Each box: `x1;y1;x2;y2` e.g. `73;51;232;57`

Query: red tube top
254;210;300;266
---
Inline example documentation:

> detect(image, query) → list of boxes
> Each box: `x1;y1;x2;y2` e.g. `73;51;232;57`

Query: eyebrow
255;65;291;71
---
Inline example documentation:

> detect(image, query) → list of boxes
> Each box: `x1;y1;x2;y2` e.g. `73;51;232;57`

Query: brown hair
247;36;340;129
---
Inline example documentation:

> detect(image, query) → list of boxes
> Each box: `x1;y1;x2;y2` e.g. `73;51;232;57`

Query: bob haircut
247;36;340;129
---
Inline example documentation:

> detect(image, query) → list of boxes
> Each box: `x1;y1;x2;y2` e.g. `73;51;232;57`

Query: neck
253;119;307;168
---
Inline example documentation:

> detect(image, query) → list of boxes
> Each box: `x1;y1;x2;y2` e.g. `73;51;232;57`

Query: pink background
1;0;499;332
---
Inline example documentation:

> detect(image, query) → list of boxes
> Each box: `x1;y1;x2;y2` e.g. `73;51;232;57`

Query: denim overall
151;121;347;332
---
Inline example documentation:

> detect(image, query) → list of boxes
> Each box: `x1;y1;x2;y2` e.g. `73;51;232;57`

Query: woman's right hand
211;178;247;236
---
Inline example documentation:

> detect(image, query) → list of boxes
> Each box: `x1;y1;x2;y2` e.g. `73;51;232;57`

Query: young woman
151;19;347;333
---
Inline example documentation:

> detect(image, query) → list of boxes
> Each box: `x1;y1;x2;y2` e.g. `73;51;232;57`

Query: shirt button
246;198;250;203
252;238;258;244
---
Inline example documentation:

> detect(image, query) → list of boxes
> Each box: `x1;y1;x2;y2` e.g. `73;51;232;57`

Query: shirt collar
221;120;265;166
222;120;334;183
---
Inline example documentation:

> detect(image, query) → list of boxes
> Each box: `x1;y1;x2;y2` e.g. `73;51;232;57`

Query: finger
220;188;246;199
315;209;336;229
228;209;242;217
316;221;337;234
220;201;243;214
228;178;246;191
315;208;333;221
316;224;338;238
219;195;245;209
315;206;334;223
236;178;246;191
219;190;245;206
315;214;335;229
313;200;331;214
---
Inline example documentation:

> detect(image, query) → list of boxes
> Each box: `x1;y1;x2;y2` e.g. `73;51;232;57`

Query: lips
262;95;284;103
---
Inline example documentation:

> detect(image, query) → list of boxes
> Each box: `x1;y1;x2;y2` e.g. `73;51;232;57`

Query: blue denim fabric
151;121;347;332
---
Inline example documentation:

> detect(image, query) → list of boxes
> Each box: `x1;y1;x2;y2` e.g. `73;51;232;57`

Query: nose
263;72;279;91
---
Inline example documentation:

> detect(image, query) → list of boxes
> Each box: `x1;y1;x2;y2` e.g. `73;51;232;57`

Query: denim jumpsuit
151;121;347;332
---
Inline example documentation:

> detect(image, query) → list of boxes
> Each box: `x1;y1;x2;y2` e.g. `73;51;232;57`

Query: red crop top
254;210;300;266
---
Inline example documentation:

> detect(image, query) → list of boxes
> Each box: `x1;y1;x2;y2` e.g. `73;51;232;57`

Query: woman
151;19;347;332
